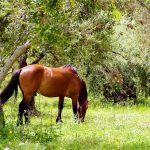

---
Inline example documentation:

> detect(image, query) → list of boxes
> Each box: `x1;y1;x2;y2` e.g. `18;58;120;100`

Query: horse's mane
78;80;88;104
63;64;78;74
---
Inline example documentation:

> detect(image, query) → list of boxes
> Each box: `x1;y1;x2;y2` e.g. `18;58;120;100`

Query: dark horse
0;64;88;126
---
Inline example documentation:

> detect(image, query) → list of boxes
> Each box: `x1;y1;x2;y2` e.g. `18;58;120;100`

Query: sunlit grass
0;95;150;150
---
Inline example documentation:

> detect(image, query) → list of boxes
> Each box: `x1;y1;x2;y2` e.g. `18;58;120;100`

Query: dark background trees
0;0;149;100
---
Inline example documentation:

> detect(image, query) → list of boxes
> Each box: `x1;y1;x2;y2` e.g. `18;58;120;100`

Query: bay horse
0;64;88;126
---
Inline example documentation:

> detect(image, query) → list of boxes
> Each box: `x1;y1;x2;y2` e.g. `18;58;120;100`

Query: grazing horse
0;64;88;126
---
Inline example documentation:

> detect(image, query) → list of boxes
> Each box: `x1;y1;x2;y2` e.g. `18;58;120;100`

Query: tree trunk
0;41;31;85
0;41;31;127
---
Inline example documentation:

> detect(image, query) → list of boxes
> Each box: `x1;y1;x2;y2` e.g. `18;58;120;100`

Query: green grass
0;95;150;150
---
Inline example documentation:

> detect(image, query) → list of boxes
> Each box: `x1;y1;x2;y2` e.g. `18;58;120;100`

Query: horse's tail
79;80;88;102
0;69;21;104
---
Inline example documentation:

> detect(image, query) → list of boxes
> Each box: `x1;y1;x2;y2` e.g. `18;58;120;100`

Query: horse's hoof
74;118;79;123
25;121;30;126
17;122;22;126
17;120;23;126
56;119;63;123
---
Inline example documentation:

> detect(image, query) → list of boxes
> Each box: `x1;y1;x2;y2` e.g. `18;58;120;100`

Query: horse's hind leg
23;95;33;124
56;97;64;123
17;101;23;126
24;105;30;125
17;100;28;126
17;96;31;126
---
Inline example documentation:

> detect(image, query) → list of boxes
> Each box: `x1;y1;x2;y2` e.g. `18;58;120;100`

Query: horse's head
78;80;88;122
78;100;88;122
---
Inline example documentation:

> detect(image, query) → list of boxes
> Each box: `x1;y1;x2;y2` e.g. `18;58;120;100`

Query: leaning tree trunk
0;41;31;84
0;41;31;127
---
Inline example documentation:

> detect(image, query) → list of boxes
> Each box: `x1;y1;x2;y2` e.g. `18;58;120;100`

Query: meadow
0;95;150;150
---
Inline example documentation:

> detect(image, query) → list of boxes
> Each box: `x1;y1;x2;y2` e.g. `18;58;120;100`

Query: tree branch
0;41;31;85
110;51;128;61
30;52;45;64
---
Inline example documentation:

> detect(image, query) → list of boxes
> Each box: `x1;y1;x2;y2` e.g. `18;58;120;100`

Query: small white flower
4;147;10;150
19;142;25;146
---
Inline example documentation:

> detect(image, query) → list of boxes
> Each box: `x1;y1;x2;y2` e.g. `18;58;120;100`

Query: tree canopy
0;0;150;97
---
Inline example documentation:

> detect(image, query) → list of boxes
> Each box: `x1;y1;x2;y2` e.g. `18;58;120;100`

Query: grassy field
0;95;150;150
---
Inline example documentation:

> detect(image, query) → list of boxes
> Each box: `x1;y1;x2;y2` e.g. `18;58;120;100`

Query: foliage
0;0;149;99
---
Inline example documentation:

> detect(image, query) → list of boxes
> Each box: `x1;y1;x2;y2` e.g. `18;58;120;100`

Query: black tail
79;80;88;103
0;70;21;104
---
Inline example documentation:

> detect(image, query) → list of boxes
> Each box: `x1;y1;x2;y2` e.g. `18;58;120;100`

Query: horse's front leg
56;97;64;123
72;99;78;121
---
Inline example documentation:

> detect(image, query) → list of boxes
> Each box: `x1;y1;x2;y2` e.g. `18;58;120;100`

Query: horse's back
39;66;81;98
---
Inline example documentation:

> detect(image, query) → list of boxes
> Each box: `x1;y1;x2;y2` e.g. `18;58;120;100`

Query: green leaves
0;0;149;98
111;5;122;21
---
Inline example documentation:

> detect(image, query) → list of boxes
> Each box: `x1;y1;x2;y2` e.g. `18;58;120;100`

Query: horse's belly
38;85;67;97
37;90;65;97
